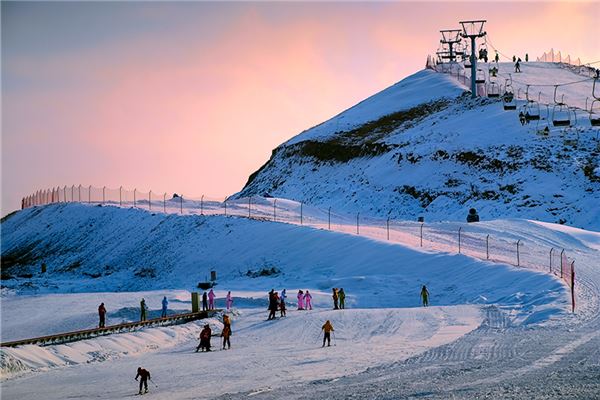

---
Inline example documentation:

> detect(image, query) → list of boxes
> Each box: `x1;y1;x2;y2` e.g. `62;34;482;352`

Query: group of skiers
332;288;346;310
195;313;232;353
267;288;350;320
201;289;217;311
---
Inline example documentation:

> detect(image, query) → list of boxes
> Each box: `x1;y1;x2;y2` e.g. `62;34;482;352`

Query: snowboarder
226;291;233;312
321;320;334;347
466;208;480;223
304;290;313;310
196;324;212;352
222;314;232;349
202;291;208;311
140;298;147;322
494;51;499;63
421;285;430;307
135;367;151;395
280;295;287;317
297;290;304;310
338;288;346;309
332;288;339;310
267;289;278;320
161;296;168;318
98;303;106;328
208;289;215;310
515;58;521;73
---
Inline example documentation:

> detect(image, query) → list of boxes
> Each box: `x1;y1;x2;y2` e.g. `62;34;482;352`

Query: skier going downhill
135;367;151;395
161;296;168;318
98;303;106;328
304;290;313;310
421;285;430;307
322;320;334;347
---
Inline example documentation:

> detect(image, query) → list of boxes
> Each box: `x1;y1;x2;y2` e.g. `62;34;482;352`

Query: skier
202;291;208;311
161;296;168;318
226;291;233;312
208;289;215;310
98;302;107;328
297;290;304;310
280;294;287;317
421;285;430;307
268;289;278;320
140;298;147;322
525;53;529;62
338;288;346;309
512;55;516;62
332;288;339;310
222;314;232;350
135;367;151;395
321;320;334;347
515;58;521;73
196;324;212;352
494;51;499;63
304;290;313;310
280;289;287;305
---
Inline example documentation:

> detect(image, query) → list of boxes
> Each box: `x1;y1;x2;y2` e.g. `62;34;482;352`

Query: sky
2;1;599;215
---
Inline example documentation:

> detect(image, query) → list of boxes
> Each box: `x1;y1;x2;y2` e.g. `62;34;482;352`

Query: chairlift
552;86;572;127
522;85;540;121
503;79;516;110
475;68;486;84
591;100;600;126
487;81;500;98
536;105;551;136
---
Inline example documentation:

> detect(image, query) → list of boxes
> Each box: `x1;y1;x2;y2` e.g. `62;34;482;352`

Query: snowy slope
237;63;600;230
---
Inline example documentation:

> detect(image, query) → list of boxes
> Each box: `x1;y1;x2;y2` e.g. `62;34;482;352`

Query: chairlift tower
459;20;487;98
439;29;462;62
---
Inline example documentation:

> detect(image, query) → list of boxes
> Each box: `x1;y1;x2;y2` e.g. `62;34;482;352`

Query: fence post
180;195;183;214
163;193;166;213
571;261;575;313
560;249;565;278
78;185;82;202
516;240;521;266
149;191;152;211
134;189;137;208
356;213;360;235
458;227;462;254
549;248;554;273
119;186;122;207
386;217;390;240
201;195;204;215
224;197;227;216
420;223;424;247
328;207;331;230
273;199;277;221
103;186;106;205
64;186;67;203
88;185;91;204
300;202;303;225
486;234;490;260
72;185;75;202
248;197;251;218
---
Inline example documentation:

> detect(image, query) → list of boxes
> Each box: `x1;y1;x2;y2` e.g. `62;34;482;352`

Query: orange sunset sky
2;1;599;215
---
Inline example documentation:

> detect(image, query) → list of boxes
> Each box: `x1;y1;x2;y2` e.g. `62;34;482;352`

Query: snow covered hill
235;63;600;230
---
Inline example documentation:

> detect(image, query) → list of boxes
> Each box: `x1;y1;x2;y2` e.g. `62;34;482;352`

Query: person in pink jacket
226;291;233;311
208;289;216;310
297;290;304;310
304;290;313;310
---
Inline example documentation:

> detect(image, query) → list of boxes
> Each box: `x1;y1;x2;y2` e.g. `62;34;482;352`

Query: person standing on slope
222;314;232;350
226;291;233;312
98;303;107;328
304;290;313;310
140;298;147;321
280;294;287;317
338;288;346;309
161;296;168;318
202;291;208;311
332;288;339;310
297;290;304;310
268;289;278;320
421;285;430;307
280;289;287;306
208;289;215;310
135;367;151;395
321;320;334;347
196;324;212;352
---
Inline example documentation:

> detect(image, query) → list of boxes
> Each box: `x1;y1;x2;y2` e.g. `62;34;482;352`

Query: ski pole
332;331;337;346
150;378;159;388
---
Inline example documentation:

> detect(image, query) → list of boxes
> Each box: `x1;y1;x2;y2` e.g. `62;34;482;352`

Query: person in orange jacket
321;320;334;347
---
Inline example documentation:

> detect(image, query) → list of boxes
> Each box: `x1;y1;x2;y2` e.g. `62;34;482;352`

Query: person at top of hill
208;289;215;310
525;53;529;62
338;288;346;309
322;320;334;347
226;291;233;311
140;298;147;321
515;58;521;73
332;288;339;310
304;290;313;310
421;285;430;307
161;296;168;318
135;367;151;394
196;324;212;352
495;51;499;63
512;55;516;62
222;314;232;350
466;208;480;223
202;291;208;311
297;289;304;310
98;303;106;328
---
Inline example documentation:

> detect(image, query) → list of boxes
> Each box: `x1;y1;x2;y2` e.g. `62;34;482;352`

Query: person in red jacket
98;303;106;328
196;324;212;352
135;367;151;394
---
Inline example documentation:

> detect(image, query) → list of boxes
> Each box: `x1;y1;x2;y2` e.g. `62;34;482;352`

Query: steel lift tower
439;29;462;63
459;20;487;98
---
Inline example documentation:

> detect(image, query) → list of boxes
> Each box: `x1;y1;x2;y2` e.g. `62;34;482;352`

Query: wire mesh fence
23;185;576;311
